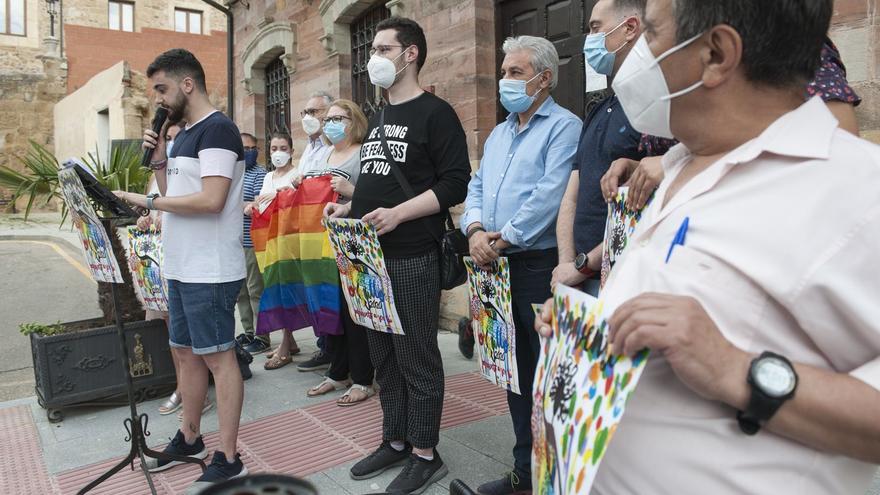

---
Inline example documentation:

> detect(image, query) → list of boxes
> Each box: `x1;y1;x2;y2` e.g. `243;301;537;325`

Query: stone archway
317;0;405;56
241;22;297;96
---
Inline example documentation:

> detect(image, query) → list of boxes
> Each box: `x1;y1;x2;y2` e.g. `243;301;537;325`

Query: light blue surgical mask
323;121;348;144
584;18;630;76
166;139;174;159
498;72;544;114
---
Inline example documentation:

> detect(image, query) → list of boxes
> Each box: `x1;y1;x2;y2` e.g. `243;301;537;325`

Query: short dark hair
375;17;427;71
270;132;293;148
240;132;257;143
146;48;208;93
614;0;646;16
672;0;831;88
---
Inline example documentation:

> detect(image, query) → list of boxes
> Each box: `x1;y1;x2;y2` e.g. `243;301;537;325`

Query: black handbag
377;108;468;290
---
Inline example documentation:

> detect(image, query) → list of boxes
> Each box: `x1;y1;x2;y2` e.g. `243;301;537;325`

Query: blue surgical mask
584;18;630;76
498;72;543;114
323;121;348;144
166;139;174;159
244;148;259;168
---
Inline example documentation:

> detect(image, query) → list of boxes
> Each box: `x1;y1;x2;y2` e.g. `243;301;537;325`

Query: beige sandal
337;384;375;407
264;354;292;370
307;377;352;397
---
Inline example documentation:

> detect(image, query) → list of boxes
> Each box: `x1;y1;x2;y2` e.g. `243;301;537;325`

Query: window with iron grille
350;4;390;118
264;56;291;159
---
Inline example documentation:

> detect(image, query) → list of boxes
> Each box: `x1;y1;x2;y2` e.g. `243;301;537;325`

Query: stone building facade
0;0;227;206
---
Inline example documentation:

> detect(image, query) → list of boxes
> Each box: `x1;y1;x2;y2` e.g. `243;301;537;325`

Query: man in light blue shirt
462;35;580;495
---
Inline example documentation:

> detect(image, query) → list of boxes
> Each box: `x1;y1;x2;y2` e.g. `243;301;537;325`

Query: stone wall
830;0;879;142
63;0;226;34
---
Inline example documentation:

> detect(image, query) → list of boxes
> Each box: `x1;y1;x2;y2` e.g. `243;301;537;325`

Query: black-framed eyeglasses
322;115;351;124
300;108;325;117
369;45;404;57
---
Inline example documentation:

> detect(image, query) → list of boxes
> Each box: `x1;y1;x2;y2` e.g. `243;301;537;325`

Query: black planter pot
30;317;177;422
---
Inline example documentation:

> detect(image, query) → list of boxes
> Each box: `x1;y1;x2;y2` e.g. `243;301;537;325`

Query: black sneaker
184;451;248;494
297;350;332;372
350;441;411;480
235;334;254;347
143;430;208;473
476;471;532;495
386;452;449;494
457;317;474;360
244;338;271;355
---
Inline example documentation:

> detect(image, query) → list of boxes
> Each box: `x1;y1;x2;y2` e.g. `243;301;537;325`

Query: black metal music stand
63;164;206;495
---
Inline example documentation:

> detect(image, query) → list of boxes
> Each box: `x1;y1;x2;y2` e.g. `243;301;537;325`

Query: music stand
63;164;206;495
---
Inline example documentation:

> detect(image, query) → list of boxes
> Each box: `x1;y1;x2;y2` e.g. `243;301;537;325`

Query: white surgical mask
301;114;321;136
612;33;704;139
270;151;291;168
367;49;410;89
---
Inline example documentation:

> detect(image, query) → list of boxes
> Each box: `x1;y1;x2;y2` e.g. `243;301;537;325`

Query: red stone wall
64;25;228;100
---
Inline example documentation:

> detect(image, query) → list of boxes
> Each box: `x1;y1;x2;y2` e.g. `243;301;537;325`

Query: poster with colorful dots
600;187;646;289
325;218;403;335
464;257;520;395
531;284;649;494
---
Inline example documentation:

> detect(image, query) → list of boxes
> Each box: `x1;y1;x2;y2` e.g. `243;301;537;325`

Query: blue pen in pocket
665;217;690;263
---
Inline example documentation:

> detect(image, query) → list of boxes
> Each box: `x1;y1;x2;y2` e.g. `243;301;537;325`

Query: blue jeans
167;279;243;355
505;248;557;477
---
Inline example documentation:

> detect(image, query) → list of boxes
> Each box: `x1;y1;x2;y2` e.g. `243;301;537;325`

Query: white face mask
367;49;410;89
301;114;321;136
270;150;291;168
612;33;704;139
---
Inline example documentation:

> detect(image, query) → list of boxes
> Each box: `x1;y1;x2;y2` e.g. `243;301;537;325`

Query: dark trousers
327;296;375;386
366;250;444;450
506;248;556;477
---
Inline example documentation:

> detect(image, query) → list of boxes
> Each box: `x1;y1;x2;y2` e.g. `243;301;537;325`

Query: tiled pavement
0;334;517;495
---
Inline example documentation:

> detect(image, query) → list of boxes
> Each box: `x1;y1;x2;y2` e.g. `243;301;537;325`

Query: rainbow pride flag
251;175;342;336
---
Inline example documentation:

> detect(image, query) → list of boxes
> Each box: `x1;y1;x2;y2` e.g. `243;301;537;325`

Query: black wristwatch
574;252;596;276
736;351;798;435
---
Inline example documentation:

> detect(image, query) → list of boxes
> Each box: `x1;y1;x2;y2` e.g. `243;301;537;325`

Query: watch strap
736;352;796;435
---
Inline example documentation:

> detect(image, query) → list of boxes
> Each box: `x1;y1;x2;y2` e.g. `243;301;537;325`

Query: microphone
141;107;169;167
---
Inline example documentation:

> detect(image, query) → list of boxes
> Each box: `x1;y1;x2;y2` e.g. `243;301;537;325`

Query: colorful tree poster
58;167;123;283
325;218;403;335
126;226;167;312
532;284;649;494
464;257;520;394
600;187;646;289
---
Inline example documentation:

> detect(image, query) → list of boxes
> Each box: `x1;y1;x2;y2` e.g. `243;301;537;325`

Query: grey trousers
236;247;269;344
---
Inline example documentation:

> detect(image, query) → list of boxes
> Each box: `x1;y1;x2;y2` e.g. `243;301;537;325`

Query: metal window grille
264;57;291;158
350;4;390;118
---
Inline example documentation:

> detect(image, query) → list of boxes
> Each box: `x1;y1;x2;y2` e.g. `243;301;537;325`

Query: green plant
0;140;149;221
19;321;65;337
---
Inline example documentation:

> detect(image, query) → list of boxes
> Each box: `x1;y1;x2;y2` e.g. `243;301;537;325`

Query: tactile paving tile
53;371;508;494
0;405;56;495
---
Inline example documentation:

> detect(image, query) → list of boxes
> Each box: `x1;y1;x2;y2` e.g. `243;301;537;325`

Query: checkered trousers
366;249;444;450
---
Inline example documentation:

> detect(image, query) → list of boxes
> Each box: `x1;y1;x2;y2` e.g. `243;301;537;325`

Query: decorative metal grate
264;56;291;159
350;4;390;118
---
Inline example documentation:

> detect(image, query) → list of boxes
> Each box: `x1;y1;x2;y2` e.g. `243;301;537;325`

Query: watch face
754;357;796;398
575;253;586;270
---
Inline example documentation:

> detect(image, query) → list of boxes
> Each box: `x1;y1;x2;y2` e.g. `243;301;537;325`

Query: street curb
0;234;81;254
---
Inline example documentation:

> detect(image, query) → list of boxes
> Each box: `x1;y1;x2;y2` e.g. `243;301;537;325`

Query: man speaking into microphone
115;48;247;493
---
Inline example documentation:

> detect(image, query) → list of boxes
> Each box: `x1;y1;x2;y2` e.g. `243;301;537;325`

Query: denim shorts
166;279;243;355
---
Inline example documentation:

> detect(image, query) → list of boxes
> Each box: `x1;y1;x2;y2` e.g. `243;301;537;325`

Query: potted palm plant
0;141;176;422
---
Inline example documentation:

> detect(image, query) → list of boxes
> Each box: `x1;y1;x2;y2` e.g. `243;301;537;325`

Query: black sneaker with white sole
386;452;449;494
184;451;248;495
144;430;207;473
350;441;411;480
297;350;333;372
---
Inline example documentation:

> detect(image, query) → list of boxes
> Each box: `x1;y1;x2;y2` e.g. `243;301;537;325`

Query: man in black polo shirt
324;16;471;495
552;0;648;296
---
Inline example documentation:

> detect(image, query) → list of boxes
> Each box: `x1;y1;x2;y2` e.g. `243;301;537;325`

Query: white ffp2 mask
612;33;704;139
367;50;410;89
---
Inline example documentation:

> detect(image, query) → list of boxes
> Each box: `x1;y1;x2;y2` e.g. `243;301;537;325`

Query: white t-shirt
257;166;299;212
162;110;246;283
